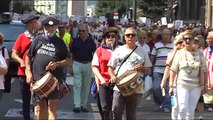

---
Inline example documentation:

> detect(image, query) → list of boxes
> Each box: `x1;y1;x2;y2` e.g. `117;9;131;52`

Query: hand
19;59;26;68
169;87;173;96
160;81;166;89
46;61;57;71
134;64;144;72
110;76;117;83
100;79;109;86
25;70;33;84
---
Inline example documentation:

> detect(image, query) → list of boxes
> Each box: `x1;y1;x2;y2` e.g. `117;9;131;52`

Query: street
0;76;212;120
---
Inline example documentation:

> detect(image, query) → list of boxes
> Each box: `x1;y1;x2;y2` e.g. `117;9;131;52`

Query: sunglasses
106;34;115;38
140;36;146;39
183;37;193;41
58;26;65;29
177;41;183;44
125;34;136;38
79;30;86;33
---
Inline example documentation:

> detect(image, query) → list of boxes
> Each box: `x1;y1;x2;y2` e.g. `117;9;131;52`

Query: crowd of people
0;12;213;120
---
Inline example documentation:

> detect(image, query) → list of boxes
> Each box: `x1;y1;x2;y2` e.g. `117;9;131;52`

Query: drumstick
110;41;113;50
162;88;166;96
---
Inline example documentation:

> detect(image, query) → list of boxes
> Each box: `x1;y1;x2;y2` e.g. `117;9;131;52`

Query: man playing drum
25;16;71;120
108;27;152;120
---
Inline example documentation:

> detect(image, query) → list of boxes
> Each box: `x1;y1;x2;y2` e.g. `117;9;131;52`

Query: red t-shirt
92;46;112;85
13;33;31;76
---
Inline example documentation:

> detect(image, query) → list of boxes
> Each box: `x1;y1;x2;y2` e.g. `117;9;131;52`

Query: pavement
0;76;213;120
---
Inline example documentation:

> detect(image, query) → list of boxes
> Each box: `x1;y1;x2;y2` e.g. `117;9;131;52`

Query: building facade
67;1;87;16
34;0;56;15
205;0;213;28
175;0;205;24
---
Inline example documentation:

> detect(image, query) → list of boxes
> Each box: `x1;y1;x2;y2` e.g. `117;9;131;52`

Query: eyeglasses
177;41;183;44
58;26;65;29
125;34;136;38
140;36;146;39
183;37;193;41
79;30;86;33
106;34;115;38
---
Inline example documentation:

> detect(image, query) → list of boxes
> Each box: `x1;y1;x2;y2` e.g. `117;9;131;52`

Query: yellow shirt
56;32;72;47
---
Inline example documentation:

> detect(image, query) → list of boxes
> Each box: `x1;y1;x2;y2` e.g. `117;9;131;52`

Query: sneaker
198;116;203;120
73;107;81;113
208;107;213;112
81;106;89;112
163;108;170;113
154;105;161;111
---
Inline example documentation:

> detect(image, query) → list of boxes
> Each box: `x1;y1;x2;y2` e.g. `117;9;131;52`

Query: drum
32;72;58;99
116;70;143;96
58;81;70;98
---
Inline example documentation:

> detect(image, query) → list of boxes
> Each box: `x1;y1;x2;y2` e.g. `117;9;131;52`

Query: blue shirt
70;36;96;62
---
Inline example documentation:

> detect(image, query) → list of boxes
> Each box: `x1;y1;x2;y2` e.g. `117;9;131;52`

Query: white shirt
0;55;7;90
108;45;152;93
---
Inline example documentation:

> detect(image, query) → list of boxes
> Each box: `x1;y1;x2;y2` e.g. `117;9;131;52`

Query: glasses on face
183;37;193;41
140;36;146;39
79;30;86;33
162;33;170;36
125;34;136;38
177;41;183;44
106;34;116;39
58;26;65;29
207;38;213;40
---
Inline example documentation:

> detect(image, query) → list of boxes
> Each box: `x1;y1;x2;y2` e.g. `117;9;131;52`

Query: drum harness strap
116;45;138;76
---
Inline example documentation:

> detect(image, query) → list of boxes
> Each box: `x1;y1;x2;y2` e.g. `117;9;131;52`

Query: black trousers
99;85;113;120
112;91;140;120
19;76;31;120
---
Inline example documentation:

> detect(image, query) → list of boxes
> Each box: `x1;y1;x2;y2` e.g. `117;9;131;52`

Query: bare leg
48;99;59;120
37;100;48;120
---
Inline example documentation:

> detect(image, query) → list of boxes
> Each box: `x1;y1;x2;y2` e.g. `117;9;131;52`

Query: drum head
117;70;139;86
33;72;51;90
119;72;137;84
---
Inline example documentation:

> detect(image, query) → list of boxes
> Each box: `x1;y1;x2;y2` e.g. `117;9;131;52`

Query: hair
78;23;89;31
173;33;183;46
0;33;4;45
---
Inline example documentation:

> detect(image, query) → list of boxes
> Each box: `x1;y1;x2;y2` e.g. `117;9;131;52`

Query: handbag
58;81;70;98
110;46;138;89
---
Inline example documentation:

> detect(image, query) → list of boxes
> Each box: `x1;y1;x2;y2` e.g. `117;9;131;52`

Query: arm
92;67;107;84
160;66;170;89
169;70;177;95
0;57;8;75
108;66;117;83
12;50;25;68
46;57;71;71
25;55;33;84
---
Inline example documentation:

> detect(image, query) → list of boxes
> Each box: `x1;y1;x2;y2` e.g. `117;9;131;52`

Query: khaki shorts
204;88;213;104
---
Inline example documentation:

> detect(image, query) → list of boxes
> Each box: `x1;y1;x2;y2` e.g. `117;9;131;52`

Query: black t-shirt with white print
28;34;70;81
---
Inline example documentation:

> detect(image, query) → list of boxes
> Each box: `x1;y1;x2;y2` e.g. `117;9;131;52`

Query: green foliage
138;0;167;20
95;0;167;20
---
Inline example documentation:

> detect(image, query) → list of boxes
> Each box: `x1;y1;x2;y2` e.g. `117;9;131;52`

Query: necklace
185;51;196;74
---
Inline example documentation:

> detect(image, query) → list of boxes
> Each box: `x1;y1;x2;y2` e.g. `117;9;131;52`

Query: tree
95;0;167;21
138;0;167;21
96;0;132;19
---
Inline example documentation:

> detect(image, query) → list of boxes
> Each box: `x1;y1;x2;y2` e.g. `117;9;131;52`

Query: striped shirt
151;41;173;73
203;47;213;88
171;49;207;88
